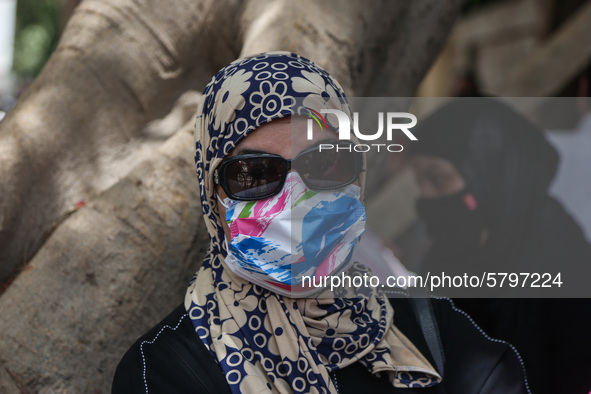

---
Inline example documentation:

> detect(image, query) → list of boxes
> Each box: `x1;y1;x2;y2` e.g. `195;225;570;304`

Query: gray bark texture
496;0;591;96
0;0;462;391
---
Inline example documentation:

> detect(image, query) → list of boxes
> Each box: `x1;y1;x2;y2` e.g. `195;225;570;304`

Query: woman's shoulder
389;295;530;394
112;304;231;394
112;298;530;394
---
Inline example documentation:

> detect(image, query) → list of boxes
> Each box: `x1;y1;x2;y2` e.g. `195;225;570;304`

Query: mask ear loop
215;192;234;249
217;194;231;209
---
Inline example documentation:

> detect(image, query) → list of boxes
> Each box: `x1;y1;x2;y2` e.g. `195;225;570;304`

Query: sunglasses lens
220;143;361;200
224;157;285;199
296;145;360;189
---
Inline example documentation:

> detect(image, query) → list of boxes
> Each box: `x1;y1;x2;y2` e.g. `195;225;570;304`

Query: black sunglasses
214;141;363;201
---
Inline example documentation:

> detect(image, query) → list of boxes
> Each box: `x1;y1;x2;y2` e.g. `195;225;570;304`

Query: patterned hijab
185;52;440;393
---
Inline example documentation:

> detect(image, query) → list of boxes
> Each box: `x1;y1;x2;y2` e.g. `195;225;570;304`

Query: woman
113;52;528;393
410;98;591;394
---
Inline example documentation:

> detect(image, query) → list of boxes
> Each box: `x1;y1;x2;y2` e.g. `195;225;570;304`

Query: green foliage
13;0;61;78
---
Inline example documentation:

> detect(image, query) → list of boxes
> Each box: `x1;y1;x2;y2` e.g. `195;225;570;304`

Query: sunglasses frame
214;140;362;201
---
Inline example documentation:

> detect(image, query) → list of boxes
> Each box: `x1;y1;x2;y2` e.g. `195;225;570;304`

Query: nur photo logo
304;107;417;152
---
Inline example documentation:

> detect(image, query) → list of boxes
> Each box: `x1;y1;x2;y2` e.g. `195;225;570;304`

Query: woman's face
411;155;465;198
216;116;339;242
411;154;488;249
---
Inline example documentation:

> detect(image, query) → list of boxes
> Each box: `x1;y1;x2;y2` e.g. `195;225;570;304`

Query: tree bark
0;0;462;391
495;0;591;96
0;0;223;276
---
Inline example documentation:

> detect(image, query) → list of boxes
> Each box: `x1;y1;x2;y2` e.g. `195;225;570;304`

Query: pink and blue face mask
219;173;366;297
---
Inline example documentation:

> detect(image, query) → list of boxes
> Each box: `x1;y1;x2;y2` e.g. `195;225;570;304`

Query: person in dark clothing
113;54;529;393
113;296;528;394
410;98;591;394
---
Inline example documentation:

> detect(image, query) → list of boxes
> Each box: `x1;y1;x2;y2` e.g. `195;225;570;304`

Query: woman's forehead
228;116;338;159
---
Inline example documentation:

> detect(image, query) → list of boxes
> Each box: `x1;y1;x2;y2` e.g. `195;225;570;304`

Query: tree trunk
0;0;461;391
496;0;591;96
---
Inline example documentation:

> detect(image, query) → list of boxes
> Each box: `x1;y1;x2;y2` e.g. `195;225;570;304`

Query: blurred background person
409;97;591;394
546;64;591;242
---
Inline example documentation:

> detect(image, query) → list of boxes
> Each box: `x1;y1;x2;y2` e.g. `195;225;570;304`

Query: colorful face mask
219;172;366;297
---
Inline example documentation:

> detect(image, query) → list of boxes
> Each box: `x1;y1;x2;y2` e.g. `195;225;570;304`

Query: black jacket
113;296;529;393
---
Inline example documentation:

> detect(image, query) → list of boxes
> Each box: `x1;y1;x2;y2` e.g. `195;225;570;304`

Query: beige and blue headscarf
185;52;440;393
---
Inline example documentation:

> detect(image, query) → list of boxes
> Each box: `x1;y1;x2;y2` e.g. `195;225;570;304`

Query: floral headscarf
185;52;440;393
